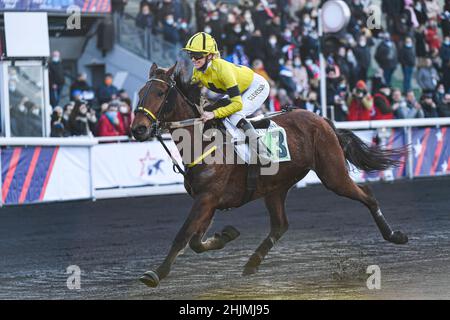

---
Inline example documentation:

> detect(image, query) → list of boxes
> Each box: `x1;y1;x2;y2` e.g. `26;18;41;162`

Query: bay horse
131;63;408;288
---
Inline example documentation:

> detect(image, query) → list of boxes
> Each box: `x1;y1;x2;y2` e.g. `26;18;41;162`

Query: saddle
201;97;286;206
203;98;271;133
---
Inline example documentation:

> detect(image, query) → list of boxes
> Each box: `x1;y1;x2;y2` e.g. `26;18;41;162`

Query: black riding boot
236;119;271;165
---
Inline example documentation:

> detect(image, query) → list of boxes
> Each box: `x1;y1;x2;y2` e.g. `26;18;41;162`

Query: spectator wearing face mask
224;22;247;54
420;92;439;117
399;36;416;93
416;58;440;94
205;10;223;42
347;80;373;121
404;90;425;118
301;91;321;115
10;96;29;137
292;56;309;94
96;73;119;105
49;50;65;108
332;77;349;122
353;35;372;81
68;101;97;136
119;101;133;137
434;83;446;104
438;93;450;117
162;14;180;44
372;85;394;120
70;73;95;103
375;32;398;86
391;88;408;119
245;29;266;62
178;19;191;44
26;102;43;137
62;102;74;125
50;106;67;137
97;101;126;137
264;34;282;81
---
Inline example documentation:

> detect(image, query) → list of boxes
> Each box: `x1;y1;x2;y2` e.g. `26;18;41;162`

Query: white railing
0;118;448;206
0;134;173;146
336;117;450;129
2;118;447;146
336;118;450;179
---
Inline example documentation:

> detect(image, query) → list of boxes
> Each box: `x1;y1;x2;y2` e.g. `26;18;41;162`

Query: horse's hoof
222;225;240;242
242;266;258;276
139;271;160;287
388;231;408;244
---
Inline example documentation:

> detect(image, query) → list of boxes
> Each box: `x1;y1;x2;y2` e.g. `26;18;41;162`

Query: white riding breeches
227;73;270;126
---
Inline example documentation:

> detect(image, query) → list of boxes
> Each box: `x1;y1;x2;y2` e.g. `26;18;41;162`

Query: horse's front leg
140;194;216;287
189;225;240;253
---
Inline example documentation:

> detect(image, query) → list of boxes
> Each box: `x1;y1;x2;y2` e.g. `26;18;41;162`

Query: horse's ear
166;62;177;78
149;63;158;78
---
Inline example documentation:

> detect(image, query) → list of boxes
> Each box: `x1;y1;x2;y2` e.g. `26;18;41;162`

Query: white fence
1;118;449;206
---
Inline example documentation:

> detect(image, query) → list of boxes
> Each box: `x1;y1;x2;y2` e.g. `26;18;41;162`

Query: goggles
189;51;207;60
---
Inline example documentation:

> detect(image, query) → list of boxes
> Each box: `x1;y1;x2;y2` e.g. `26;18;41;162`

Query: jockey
182;32;271;164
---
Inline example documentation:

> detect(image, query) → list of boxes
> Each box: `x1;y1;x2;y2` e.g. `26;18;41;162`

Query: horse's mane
174;69;201;106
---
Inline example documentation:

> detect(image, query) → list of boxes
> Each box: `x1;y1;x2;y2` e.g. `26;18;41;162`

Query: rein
135;76;295;177
135;77;205;177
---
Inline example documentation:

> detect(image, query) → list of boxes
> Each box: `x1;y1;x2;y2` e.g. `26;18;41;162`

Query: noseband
135;77;202;134
135;77;176;135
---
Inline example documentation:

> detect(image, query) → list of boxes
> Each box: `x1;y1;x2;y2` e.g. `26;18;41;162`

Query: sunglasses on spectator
189;52;207;60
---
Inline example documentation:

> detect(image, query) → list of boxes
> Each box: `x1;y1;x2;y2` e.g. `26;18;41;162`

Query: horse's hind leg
314;155;408;244
243;189;289;276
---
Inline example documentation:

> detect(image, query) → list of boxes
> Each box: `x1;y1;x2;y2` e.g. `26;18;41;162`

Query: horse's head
131;62;177;141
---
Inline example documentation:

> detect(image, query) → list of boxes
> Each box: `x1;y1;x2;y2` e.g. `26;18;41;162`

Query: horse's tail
324;118;406;172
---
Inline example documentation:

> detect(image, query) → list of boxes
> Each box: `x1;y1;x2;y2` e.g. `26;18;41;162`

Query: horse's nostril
133;126;147;136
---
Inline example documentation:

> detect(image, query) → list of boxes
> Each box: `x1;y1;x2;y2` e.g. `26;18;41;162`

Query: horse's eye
157;91;164;97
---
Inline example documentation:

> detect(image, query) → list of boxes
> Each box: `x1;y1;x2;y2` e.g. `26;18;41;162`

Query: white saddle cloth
222;118;291;164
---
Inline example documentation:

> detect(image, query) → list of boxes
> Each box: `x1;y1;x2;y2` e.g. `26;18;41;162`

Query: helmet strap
198;55;212;72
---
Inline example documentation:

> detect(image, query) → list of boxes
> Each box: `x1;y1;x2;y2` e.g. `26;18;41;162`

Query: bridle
134;75;204;177
134;76;203;136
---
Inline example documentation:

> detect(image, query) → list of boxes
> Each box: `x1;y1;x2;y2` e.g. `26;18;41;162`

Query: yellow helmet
183;32;219;55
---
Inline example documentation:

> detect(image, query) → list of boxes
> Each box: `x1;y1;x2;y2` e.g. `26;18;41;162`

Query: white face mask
269;38;277;45
166;19;174;25
234;26;242;33
32;108;40;116
204;26;212;33
120;106;128;113
19;104;26;112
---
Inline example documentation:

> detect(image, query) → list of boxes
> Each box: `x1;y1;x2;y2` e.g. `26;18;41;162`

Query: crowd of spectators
40;0;450;139
130;0;450;121
49;64;134;138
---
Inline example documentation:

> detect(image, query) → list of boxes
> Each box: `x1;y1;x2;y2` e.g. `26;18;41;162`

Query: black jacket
375;41;398;69
49;61;65;87
354;44;371;69
399;45;416;67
